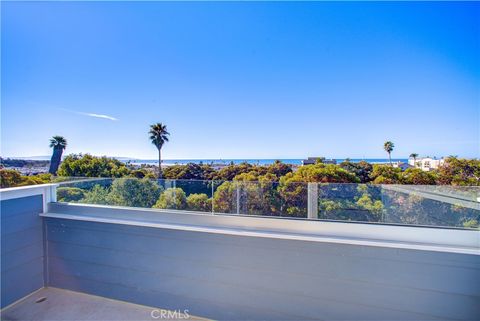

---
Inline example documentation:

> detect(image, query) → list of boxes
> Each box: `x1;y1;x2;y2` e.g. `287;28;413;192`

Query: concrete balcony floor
1;288;207;321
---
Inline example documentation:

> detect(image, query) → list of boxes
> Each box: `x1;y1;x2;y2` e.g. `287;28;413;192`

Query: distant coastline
2;156;411;165
126;158;409;166
1;157;409;175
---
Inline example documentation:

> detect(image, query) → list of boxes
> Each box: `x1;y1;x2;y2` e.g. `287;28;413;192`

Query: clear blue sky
1;1;479;159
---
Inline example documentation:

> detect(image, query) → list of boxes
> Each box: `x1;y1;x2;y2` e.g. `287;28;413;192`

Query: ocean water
126;158;408;166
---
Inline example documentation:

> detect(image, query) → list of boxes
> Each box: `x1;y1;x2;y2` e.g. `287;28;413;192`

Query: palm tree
383;141;394;166
149;123;170;178
48;136;67;175
409;153;419;167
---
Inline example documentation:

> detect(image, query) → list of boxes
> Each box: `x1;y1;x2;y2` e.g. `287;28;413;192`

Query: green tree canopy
276;164;360;217
163;163;215;180
57;154;131;177
186;193;212;212
211;181;237;213
57;187;86;202
402;168;437;185
0;169;51;188
108;178;162;208
81;184;111;205
211;162;254;181
280;163;360;183
339;160;373;183
437;157;480;186
153;187;187;210
370;164;403;184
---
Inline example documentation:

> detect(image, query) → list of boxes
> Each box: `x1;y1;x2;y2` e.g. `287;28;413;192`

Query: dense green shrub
57;187;86;202
153;187;187;210
186;193;212;212
0;169;51;188
58;154;131;177
108;178;162;208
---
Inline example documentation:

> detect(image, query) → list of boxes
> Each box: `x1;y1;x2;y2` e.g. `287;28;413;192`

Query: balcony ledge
43;202;480;256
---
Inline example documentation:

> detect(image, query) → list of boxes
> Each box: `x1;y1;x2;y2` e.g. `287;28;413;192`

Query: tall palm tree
409;153;419;167
48;136;67;175
383;141;394;166
149;123;170;178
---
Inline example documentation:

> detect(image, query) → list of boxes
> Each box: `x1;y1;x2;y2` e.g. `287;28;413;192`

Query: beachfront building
409;157;445;171
392;161;412;171
302;157;337;165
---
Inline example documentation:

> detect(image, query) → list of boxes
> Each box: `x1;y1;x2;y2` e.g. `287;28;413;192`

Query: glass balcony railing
55;178;480;229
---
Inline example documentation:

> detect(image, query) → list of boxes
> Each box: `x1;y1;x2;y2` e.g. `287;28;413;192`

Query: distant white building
302;157;337;165
408;157;445;171
392;161;412;171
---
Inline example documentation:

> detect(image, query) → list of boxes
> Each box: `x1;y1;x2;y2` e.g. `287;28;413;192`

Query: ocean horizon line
3;156;413;161
126;158;410;166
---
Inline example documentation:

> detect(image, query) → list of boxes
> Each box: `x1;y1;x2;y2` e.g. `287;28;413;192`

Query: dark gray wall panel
1;227;43;254
1;243;43;271
1;195;43;218
1;195;44;308
45;218;480;321
1;210;43;234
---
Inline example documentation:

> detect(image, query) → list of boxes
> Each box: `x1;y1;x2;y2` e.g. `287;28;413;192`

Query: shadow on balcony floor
1;287;207;321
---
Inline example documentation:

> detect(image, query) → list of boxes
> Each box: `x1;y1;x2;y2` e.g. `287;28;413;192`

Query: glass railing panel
211;180;238;214
57;177;166;209
235;180;279;217
211;180;307;218
56;177;115;205
176;179;213;213
380;185;480;229
54;178;479;229
314;183;479;228
276;181;308;218
317;183;384;223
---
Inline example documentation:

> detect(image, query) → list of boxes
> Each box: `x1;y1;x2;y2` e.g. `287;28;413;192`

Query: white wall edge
0;184;59;211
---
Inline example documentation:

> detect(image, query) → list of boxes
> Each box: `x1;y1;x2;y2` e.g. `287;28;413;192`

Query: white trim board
1;184;58;211
0;184;57;200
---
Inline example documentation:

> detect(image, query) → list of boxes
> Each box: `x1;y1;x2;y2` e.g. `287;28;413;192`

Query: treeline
2;153;480;188
57;154;480;186
0;169;52;188
2;154;478;227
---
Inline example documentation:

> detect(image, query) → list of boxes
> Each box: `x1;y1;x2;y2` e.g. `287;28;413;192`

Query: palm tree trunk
49;148;63;175
158;149;162;179
388;152;392;166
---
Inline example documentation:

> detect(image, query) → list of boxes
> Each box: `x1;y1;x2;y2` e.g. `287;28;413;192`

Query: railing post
172;180;176;209
307;183;318;219
43;184;58;213
236;182;240;214
211;181;215;214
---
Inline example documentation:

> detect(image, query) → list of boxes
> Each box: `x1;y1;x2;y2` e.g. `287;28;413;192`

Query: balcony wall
1;189;46;308
1;185;479;320
43;203;480;320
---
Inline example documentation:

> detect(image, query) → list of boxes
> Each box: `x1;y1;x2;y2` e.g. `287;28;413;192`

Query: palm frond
49;136;67;149
149;123;170;149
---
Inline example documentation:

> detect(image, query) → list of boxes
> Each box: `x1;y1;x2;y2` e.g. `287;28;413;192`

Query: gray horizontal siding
1;195;44;308
45;218;480;321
